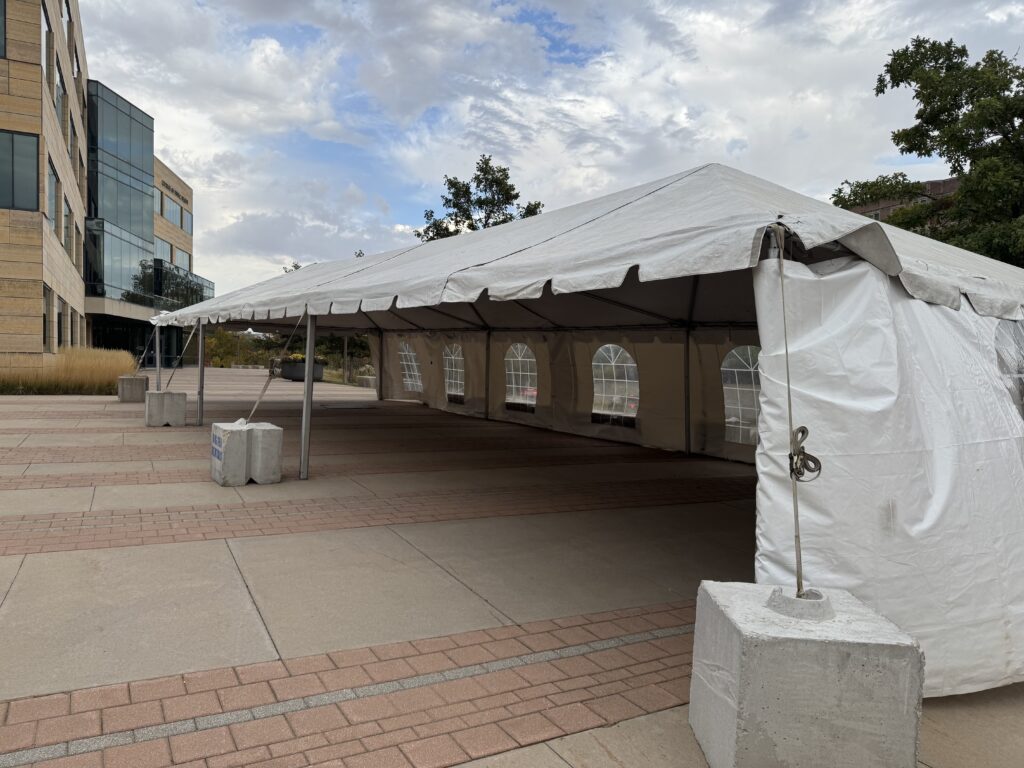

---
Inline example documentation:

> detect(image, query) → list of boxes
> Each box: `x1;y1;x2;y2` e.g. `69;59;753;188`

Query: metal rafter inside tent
153;163;1024;697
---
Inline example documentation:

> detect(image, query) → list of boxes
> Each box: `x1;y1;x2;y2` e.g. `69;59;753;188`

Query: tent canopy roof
154;163;1024;329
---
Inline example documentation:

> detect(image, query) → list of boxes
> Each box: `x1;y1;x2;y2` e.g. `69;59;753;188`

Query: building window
182;209;193;235
57;297;65;348
504;343;537;412
0;131;39;211
154;236;171;262
177;249;191;271
70;309;77;346
47;162;57;230
41;6;50;86
55;69;66;139
443;344;465;404
153;189;162;215
996;320;1024;418
722;345;761;445
42;284;51;351
591;344;639;427
0;0;6;58
398;341;423;393
163;195;181;227
63;197;72;257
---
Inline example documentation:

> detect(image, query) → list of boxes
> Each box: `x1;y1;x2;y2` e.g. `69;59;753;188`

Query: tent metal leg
196;321;205;426
299;314;317;480
155;326;162;391
484;330;491;419
376;329;385;401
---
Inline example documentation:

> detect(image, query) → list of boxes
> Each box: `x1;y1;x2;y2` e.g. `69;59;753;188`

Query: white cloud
78;0;1024;294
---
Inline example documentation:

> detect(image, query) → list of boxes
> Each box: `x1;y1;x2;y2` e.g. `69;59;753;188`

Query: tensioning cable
246;312;306;424
771;223;822;599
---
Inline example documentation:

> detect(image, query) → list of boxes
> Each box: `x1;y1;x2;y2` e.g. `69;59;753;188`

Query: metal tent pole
155;325;162;391
299;314;317;480
196;320;205;426
376;329;385;401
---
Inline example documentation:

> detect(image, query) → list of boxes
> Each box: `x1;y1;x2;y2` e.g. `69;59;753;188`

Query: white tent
155;163;1024;696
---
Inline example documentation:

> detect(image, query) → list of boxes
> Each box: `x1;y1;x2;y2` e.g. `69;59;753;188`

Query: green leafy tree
831;173;925;209
415;154;543;242
832;37;1024;265
283;261;303;273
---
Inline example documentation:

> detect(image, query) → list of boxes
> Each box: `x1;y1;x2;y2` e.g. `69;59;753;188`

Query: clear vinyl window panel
592;344;639;427
504;343;537;412
443;344;465;404
398;341;423;393
996;320;1024;418
722;345;761;445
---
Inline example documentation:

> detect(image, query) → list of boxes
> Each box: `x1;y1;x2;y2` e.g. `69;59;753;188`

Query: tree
415;154;543;242
283;261;302;273
831;173;925;209
832;37;1024;266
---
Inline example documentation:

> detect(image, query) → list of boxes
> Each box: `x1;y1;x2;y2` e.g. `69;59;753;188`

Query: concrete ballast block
247;423;283;484
689;581;923;768
117;375;149;403
144;391;187;427
210;420;283;486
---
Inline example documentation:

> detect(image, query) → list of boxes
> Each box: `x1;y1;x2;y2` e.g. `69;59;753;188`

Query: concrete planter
280;361;323;382
117;374;148;403
356;375;377;389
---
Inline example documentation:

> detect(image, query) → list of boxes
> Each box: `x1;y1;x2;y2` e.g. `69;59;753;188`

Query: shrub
0;348;137;395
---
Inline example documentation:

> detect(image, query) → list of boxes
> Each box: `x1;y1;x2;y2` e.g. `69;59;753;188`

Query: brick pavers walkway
0;601;694;768
0;476;753;557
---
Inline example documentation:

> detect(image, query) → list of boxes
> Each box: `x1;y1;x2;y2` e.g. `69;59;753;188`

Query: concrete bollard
117;374;149;403
210;420;283;486
689;581;923;768
144;391;187;427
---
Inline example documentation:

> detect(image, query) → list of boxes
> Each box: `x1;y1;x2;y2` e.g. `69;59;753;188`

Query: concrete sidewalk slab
551;707;707;767
0;434;27;447
0;541;277;699
91;481;243;510
392;508;706;623
20;432;124;447
0;464;26;476
464;708;705;767
920;683;1024;768
0;554;21;603
234;475;371;503
123;431;209;445
23;460;156;476
228;528;507;658
0;487;95;516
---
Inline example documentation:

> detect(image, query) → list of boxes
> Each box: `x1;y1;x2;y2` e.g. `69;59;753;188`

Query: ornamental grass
0;348;136;395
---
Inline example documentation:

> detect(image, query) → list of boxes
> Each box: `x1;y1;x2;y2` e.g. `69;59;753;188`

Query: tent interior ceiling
224;270;758;335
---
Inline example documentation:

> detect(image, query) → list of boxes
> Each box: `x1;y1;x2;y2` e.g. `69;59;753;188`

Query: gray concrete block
688;581;923;768
144;391;187;427
247;423;283;484
211;421;250;487
210;421;282;487
117;375;148;403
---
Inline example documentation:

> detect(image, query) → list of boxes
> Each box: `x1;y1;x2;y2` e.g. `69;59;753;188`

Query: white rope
164;323;199;390
246;313;306;424
772;224;822;599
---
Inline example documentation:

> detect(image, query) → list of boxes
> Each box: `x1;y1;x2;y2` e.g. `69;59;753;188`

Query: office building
0;0;212;373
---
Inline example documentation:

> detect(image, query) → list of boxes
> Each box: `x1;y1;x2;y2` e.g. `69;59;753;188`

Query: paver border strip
0;625;692;767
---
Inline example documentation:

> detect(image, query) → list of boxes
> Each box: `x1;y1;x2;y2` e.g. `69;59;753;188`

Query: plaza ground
0;368;1018;767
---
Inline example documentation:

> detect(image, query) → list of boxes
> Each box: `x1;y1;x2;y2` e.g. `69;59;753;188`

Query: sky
77;0;1024;295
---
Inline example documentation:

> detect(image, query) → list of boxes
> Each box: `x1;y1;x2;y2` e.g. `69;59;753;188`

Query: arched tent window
398;341;423;393
504;343;537;412
592;344;639;427
443;344;465;404
722;345;761;445
996;320;1024;417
